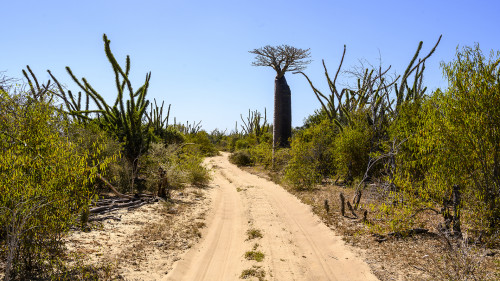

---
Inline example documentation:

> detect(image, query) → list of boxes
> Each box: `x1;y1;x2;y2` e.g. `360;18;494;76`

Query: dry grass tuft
246;228;263;240
240;265;266;280
245;250;265;262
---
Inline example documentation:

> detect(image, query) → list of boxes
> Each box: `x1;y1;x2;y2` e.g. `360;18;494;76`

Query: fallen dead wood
89;196;159;216
88;215;121;222
388;228;429;237
94;198;131;206
96;173;134;199
128;201;147;211
373;228;430;242
90;200;143;214
339;193;345;216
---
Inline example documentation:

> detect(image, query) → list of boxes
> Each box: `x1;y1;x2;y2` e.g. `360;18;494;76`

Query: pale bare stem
2;197;50;281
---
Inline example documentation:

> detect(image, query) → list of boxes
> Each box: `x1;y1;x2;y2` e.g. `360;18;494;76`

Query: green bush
249;142;273;168
389;98;428;184
284;119;336;189
229;150;254;166
235;138;251;150
223;134;238;152
273;148;292;172
163;126;185;145
0;91;114;279
186;131;218;157
333;112;372;184
181;152;212;186
391;45;500;238
139;142;211;191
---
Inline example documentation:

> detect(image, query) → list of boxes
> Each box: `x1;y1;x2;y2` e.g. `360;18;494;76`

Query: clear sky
3;0;499;132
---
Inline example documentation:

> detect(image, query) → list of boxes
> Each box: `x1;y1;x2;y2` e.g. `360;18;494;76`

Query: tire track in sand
166;153;378;281
165;159;247;281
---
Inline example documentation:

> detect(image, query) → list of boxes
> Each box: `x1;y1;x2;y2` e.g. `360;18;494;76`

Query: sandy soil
65;186;211;280
65;152;378;280
166;152;378;281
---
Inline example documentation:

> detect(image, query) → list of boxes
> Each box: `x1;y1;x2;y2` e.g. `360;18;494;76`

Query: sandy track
166;153;378;281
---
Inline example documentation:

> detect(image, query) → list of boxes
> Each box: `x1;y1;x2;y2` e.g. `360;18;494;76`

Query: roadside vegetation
226;39;500;280
1;31;499;280
0;34;213;280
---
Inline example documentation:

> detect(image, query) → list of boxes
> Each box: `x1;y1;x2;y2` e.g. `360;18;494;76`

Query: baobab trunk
273;75;292;148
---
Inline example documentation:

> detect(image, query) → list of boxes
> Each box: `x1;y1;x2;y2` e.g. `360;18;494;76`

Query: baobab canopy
249;45;311;78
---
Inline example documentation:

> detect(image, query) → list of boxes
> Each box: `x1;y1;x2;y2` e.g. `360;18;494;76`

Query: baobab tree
250;45;311;149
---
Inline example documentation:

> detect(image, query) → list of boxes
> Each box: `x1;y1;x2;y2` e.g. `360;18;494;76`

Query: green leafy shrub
0;91;114;279
229;150;254;166
391;45;500;238
139;142;211;192
186;131;218;157
333;112;372;184
249;141;273;168
389;98;428;184
284;119;336;189
272;147;292;174
223;134;239;152
163;126;185;145
178;147;212;186
235;138;251;150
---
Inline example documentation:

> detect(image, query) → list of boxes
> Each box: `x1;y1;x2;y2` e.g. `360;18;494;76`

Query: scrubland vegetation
0;35;213;280
1;32;499;280
228;40;500;279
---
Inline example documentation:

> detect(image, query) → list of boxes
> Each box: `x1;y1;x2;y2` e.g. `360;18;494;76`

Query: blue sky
3;0;499;131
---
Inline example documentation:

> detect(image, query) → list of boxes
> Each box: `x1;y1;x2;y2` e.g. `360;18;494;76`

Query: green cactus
50;34;152;169
146;98;171;138
22;65;55;102
240;108;270;142
174;120;202;135
298;36;441;132
393;36;441;111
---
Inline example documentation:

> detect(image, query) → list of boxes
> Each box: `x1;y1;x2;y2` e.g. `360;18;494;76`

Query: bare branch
250;45;311;78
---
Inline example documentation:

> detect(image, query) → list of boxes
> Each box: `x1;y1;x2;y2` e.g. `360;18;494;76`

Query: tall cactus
298;36;441;131
22;65;55;102
50;34;152;168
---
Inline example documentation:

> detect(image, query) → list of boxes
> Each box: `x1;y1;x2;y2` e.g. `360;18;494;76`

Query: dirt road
166;153;378;281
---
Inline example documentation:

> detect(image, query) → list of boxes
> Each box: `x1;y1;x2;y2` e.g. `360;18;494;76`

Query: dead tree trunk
157;167;170;199
439;185;462;239
339;193;345;216
353;190;362;210
452;185;462;238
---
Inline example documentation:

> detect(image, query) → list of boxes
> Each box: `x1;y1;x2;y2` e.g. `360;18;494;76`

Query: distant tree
249;45;311;149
